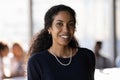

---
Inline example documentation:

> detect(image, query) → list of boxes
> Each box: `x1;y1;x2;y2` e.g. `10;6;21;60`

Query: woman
27;4;95;80
0;42;9;79
11;43;25;77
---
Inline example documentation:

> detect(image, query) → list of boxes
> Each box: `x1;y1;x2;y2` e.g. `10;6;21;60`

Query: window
0;0;29;51
32;0;115;64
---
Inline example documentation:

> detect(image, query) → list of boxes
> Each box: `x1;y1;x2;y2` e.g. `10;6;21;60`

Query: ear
48;27;52;34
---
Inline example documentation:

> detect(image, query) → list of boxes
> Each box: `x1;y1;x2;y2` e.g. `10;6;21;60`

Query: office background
0;0;120;66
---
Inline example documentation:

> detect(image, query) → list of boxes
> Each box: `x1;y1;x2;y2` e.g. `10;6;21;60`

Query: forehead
53;11;74;22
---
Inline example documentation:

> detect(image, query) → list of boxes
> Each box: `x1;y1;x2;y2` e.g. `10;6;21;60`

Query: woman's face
12;45;22;57
48;11;75;46
1;48;9;57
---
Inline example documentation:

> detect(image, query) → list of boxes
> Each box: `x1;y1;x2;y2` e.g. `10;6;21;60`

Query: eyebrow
56;20;74;22
56;20;63;22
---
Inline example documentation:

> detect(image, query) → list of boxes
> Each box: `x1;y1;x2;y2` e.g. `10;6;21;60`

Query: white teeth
61;36;69;39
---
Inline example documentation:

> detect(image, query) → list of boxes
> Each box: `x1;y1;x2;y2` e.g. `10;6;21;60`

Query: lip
61;35;69;38
60;35;71;40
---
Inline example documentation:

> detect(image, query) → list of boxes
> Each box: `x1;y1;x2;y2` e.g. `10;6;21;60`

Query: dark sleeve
87;50;95;80
27;56;42;80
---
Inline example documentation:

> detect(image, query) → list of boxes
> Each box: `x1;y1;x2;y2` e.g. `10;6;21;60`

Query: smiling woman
27;4;95;80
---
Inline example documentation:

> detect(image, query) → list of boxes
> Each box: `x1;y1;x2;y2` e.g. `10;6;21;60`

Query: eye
68;22;75;28
56;22;63;27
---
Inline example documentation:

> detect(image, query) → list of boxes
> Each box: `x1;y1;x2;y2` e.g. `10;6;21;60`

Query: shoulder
28;50;49;64
78;47;95;61
78;47;94;56
100;55;109;61
78;47;95;67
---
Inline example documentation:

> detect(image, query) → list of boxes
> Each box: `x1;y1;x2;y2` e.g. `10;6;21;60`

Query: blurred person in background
0;41;9;79
10;42;26;77
116;56;120;67
94;41;112;69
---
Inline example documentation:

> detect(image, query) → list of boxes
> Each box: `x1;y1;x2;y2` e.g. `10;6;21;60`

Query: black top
27;47;95;80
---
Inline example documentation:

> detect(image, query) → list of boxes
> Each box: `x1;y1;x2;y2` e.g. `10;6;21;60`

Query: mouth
60;35;71;40
61;35;69;38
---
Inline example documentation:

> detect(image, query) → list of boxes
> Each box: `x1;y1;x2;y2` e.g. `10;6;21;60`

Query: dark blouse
27;47;95;80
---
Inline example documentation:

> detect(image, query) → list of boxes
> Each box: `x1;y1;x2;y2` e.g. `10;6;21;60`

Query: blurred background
0;0;120;80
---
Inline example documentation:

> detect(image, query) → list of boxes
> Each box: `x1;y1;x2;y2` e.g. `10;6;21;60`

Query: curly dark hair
29;4;79;56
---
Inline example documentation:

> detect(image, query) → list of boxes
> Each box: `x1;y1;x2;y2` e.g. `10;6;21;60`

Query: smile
60;35;70;39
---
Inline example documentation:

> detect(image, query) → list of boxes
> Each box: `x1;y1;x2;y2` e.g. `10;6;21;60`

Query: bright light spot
3;56;11;77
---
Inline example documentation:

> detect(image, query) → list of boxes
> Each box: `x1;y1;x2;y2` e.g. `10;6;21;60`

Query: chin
59;42;70;46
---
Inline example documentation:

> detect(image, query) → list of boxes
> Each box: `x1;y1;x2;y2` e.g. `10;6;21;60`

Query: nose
63;24;69;33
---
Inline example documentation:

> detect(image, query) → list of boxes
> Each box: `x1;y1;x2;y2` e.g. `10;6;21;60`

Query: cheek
51;31;58;39
51;28;60;36
70;29;75;35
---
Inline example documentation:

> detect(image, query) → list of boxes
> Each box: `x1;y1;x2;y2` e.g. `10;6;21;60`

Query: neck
95;52;100;57
49;45;71;58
